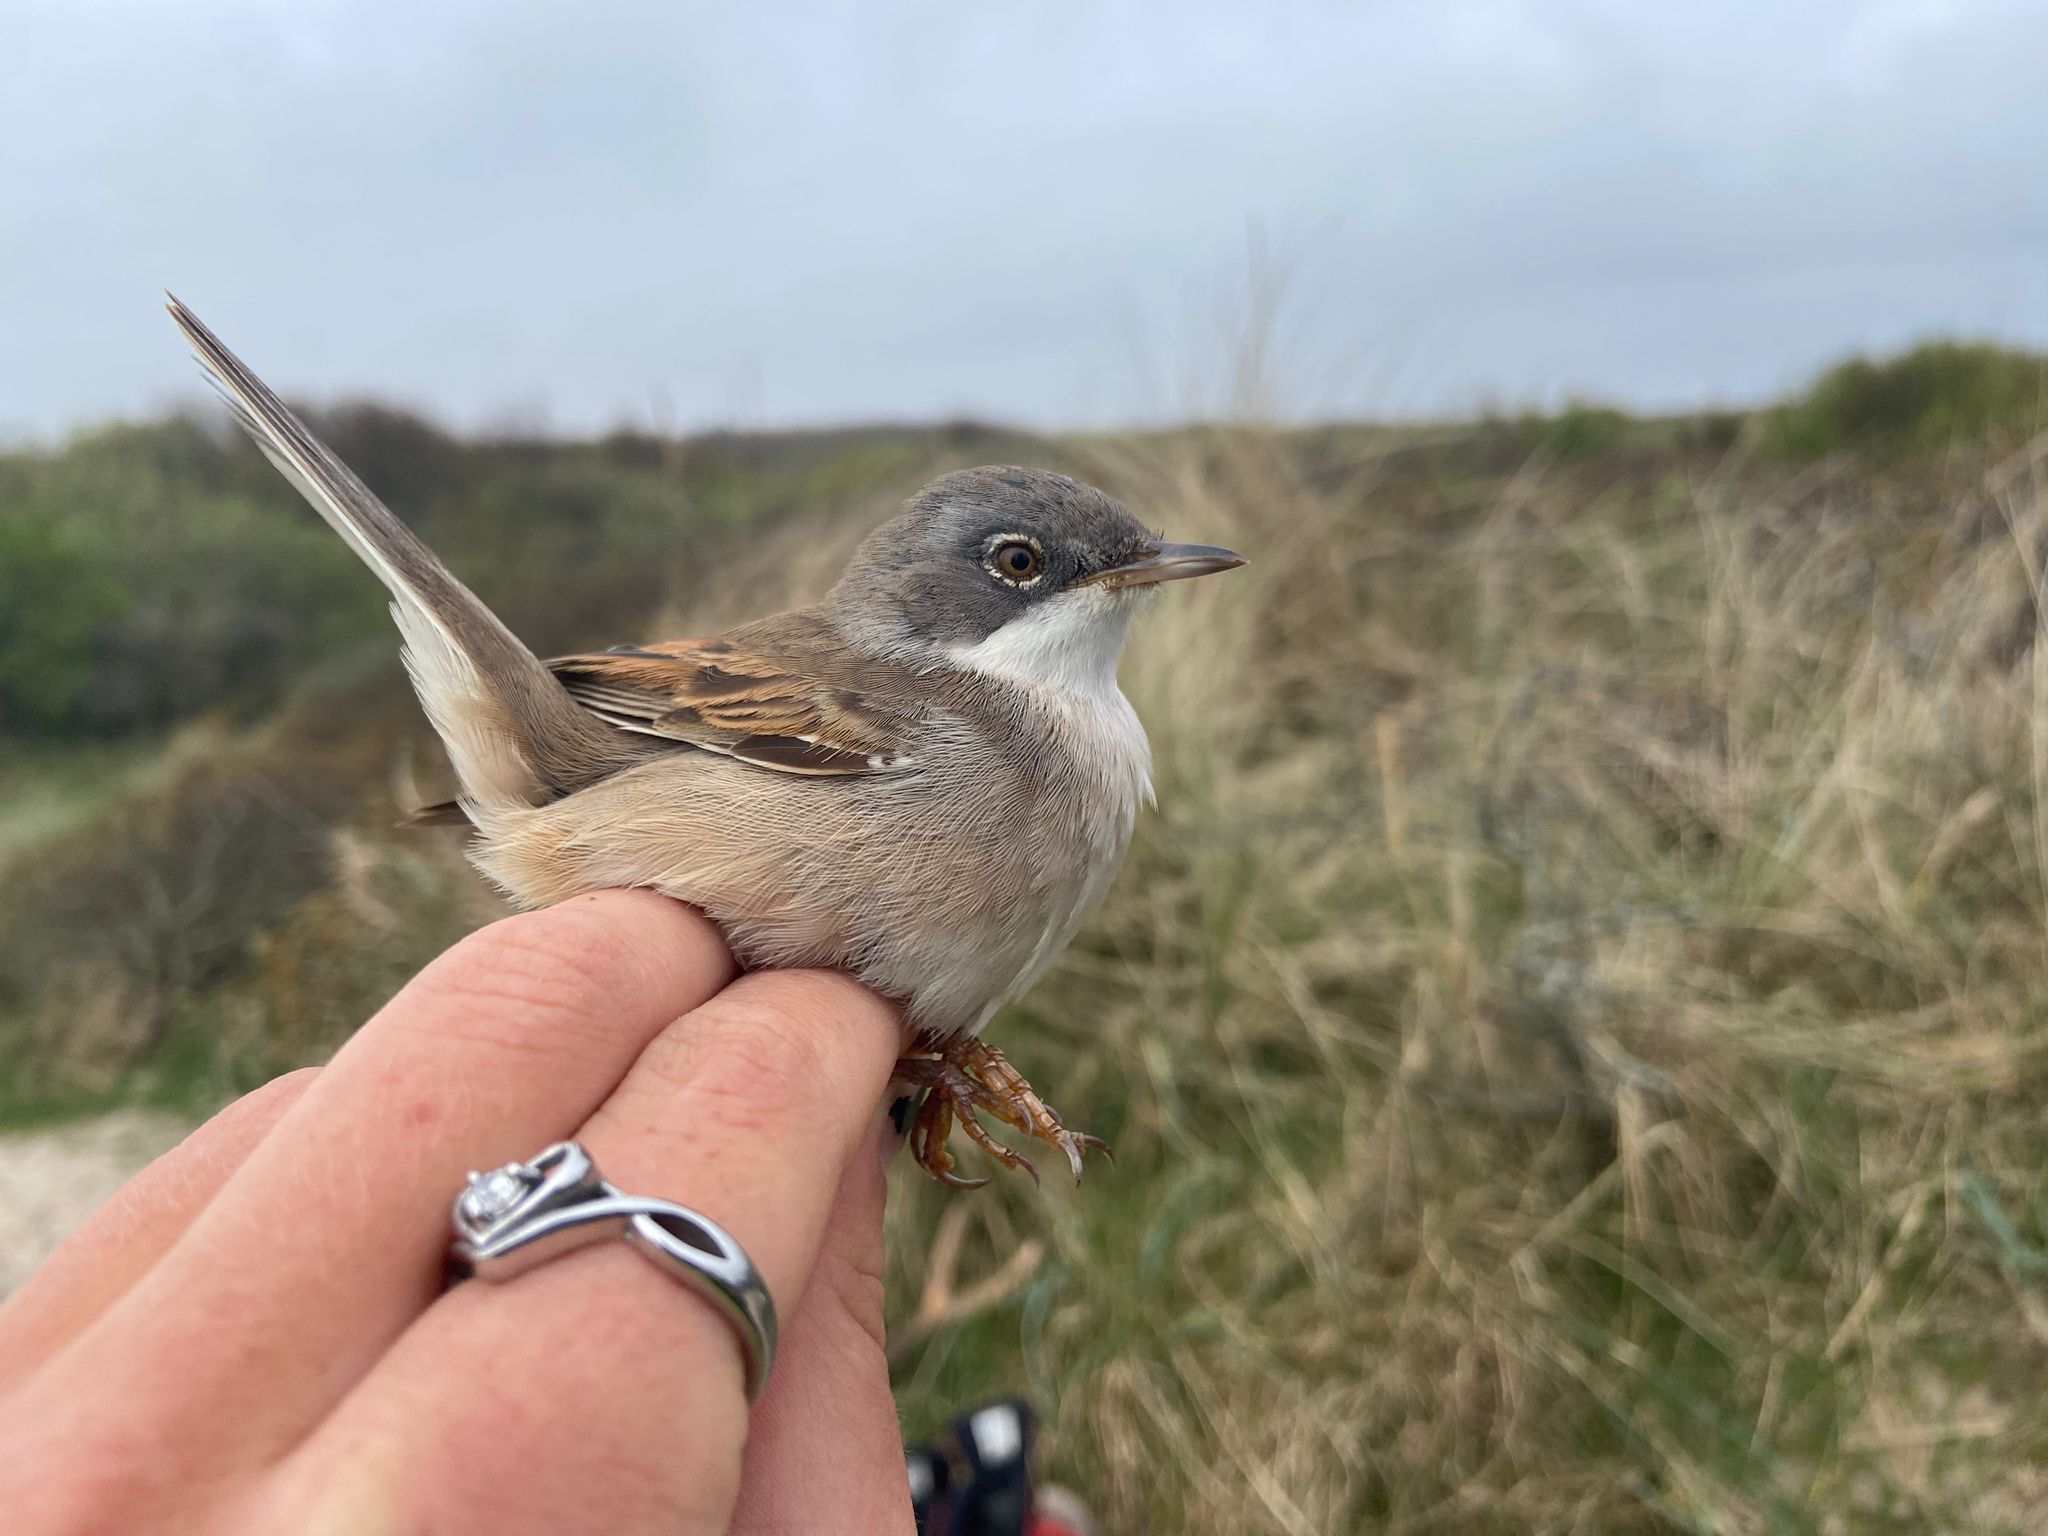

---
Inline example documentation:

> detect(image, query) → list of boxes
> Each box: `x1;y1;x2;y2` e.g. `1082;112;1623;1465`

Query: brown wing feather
546;636;920;777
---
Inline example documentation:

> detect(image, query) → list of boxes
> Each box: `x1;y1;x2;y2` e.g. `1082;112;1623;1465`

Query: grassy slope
7;393;2048;1529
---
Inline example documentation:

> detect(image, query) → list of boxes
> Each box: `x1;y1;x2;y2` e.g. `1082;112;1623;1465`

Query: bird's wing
546;638;922;777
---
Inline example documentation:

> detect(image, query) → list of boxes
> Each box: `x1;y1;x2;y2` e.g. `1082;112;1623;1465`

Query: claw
890;1036;1110;1189
1047;1128;1116;1184
954;1106;1040;1184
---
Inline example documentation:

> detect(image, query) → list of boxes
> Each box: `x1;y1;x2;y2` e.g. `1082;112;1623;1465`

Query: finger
730;1113;915;1536
0;1068;318;1383
12;891;734;1497
271;968;901;1536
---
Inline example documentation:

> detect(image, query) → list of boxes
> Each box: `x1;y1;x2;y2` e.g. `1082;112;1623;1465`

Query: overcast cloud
4;0;2044;439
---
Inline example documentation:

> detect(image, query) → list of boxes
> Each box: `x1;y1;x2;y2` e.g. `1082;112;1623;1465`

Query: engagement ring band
447;1141;777;1401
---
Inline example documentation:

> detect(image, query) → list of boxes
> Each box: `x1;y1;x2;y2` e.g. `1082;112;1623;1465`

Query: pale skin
0;890;917;1535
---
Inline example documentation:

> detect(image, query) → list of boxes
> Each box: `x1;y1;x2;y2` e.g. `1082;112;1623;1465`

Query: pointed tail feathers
167;296;626;810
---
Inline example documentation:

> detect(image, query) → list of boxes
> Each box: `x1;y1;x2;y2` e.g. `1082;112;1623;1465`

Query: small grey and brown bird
168;297;1244;1187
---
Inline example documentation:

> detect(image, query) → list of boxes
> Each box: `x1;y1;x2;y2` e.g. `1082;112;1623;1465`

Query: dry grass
9;416;2048;1529
882;427;2048;1532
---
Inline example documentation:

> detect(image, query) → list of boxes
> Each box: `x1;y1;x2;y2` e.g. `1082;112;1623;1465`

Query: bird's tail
168;296;630;813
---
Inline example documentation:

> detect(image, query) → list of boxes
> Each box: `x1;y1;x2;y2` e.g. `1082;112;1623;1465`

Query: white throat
943;585;1140;699
944;586;1156;811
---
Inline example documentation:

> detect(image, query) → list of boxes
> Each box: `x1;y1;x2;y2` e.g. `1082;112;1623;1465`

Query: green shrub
0;507;129;735
1766;340;2048;456
0;411;934;741
1540;400;1633;458
1475;402;1637;464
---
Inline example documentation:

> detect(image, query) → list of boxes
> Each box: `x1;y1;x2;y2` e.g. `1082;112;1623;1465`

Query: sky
4;0;2045;440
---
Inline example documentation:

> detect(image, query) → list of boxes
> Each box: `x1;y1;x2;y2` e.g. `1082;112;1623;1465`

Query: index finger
16;890;736;1490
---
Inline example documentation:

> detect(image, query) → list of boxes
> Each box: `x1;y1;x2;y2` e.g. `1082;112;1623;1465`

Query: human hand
0;890;914;1535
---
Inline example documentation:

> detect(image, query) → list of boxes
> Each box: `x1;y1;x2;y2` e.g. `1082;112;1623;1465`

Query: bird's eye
987;537;1044;585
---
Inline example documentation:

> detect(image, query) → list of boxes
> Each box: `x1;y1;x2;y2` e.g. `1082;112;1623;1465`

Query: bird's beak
1085;541;1247;590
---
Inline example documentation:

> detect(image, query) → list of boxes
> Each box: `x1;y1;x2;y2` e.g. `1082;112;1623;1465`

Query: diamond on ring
459;1163;537;1226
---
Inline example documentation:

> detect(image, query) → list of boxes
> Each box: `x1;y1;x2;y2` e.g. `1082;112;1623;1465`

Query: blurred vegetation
0;506;128;732
1763;339;2048;457
6;354;2048;1529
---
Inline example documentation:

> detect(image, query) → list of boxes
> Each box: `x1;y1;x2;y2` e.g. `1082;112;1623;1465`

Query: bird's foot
890;1035;1111;1189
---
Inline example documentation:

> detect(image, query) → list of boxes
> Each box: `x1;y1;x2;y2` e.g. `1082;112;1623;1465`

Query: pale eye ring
985;535;1045;586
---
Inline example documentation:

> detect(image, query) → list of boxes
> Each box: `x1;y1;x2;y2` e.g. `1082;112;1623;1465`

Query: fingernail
880;1091;917;1165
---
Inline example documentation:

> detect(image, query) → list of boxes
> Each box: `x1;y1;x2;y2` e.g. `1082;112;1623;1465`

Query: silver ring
447;1141;777;1401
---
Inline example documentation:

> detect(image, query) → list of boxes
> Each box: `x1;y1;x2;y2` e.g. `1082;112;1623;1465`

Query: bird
167;297;1245;1187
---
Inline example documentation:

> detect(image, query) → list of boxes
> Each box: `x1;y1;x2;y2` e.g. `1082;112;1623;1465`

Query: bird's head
830;465;1244;691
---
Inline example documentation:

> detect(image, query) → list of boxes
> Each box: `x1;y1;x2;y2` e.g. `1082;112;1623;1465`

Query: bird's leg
891;1034;1111;1189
